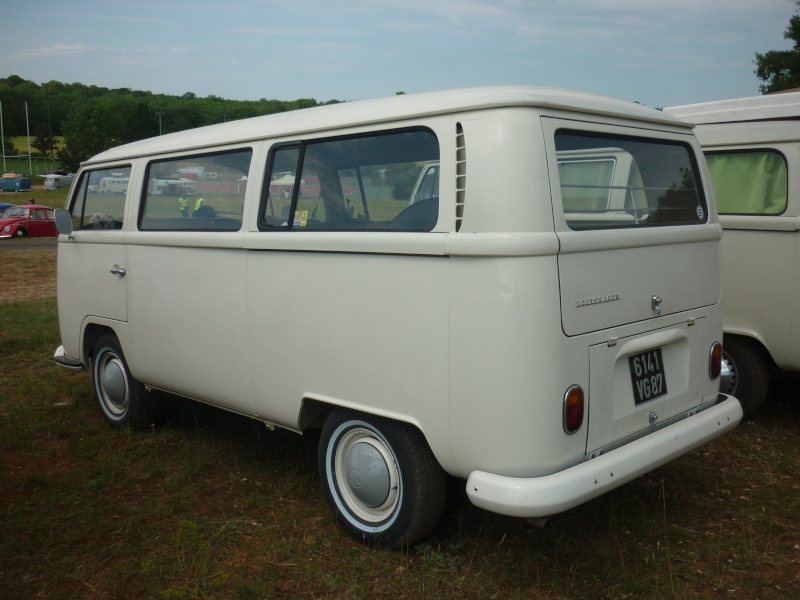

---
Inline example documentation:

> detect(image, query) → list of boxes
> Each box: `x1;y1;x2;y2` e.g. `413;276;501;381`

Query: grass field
1;247;799;598
0;183;70;210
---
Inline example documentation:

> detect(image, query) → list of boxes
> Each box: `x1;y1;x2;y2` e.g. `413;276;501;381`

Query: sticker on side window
294;210;308;227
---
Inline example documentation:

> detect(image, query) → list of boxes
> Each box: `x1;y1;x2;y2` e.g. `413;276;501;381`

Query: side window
555;130;705;230
411;162;440;204
140;149;252;231
704;150;787;215
558;157;617;211
260;128;440;231
70;166;131;230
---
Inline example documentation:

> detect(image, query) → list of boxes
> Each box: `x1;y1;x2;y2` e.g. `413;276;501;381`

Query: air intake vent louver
455;123;466;232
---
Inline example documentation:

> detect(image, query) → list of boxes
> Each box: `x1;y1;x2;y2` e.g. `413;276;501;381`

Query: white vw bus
666;93;800;418
53;87;741;547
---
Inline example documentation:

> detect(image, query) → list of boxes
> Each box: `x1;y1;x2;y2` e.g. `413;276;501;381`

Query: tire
14;229;27;238
319;409;446;548
92;333;157;427
721;335;770;419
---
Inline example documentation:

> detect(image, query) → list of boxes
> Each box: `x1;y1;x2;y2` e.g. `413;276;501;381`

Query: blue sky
1;0;796;108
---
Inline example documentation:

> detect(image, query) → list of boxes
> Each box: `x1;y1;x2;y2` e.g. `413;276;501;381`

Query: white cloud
18;43;92;59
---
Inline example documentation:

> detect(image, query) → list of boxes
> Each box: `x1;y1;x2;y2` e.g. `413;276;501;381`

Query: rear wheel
92;333;157;427
319;409;446;548
721;335;770;419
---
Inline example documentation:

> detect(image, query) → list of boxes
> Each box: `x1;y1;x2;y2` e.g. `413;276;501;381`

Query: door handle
110;265;127;277
651;295;662;315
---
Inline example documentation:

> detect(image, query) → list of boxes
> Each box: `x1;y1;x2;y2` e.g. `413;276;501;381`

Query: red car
0;205;58;239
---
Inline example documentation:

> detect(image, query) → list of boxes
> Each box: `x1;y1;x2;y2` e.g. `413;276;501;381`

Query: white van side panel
453;108;553;235
127;242;254;415
447;255;582;479
244;251;452;461
721;228;800;371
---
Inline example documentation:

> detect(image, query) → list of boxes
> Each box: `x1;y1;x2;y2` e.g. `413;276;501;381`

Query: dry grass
0;247;57;301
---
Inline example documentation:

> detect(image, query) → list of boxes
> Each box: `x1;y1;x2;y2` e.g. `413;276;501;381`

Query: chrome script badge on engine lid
586;318;711;454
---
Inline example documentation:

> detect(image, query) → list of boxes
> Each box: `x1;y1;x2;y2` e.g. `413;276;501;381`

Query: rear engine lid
587;318;711;454
558;230;721;336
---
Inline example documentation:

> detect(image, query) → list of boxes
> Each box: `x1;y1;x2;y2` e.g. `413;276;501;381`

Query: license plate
629;348;668;405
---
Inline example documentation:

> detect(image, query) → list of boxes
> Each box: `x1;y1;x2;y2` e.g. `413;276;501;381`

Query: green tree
56;137;84;173
57;103;115;169
1;135;16;157
755;1;800;93
32;122;55;158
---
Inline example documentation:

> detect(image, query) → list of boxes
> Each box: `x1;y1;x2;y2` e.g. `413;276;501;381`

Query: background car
0;202;15;216
0;205;58;239
0;173;32;192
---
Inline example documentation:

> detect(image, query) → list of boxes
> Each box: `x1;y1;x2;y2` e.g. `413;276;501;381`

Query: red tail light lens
563;385;584;434
709;342;722;380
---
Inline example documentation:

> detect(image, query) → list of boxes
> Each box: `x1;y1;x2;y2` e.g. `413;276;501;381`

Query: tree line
0;75;342;172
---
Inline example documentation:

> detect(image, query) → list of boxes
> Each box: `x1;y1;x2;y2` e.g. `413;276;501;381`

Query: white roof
88;86;690;164
664;92;800;124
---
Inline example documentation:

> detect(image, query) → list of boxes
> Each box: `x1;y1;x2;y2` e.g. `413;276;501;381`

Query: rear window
704;150;787;215
555;130;707;230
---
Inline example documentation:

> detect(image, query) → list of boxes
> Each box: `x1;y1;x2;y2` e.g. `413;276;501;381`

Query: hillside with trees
0;75;342;172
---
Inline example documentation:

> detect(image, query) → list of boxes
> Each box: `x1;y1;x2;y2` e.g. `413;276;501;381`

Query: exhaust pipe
526;517;550;529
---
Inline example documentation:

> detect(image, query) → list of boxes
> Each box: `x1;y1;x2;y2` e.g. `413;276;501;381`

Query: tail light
563;385;584;434
709;342;722;380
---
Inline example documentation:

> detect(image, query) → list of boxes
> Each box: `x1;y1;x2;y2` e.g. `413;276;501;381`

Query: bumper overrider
466;395;742;518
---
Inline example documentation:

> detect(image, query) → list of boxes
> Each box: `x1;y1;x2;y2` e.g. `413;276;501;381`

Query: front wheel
721;335;770;419
319;409;446;548
92;333;157;427
14;228;27;238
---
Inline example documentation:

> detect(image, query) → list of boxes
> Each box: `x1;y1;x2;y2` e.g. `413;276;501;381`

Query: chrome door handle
651;295;662;315
110;265;126;277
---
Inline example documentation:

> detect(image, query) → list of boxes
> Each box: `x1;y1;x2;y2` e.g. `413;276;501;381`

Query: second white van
666;93;800;417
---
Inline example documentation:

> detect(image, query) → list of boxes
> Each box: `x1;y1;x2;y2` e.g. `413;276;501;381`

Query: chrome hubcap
99;353;128;416
335;428;399;522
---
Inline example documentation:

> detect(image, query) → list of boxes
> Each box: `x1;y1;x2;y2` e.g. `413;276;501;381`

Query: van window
704;150;787;215
260;128;440;231
139;149;252;231
555;131;706;230
71;166;131;230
